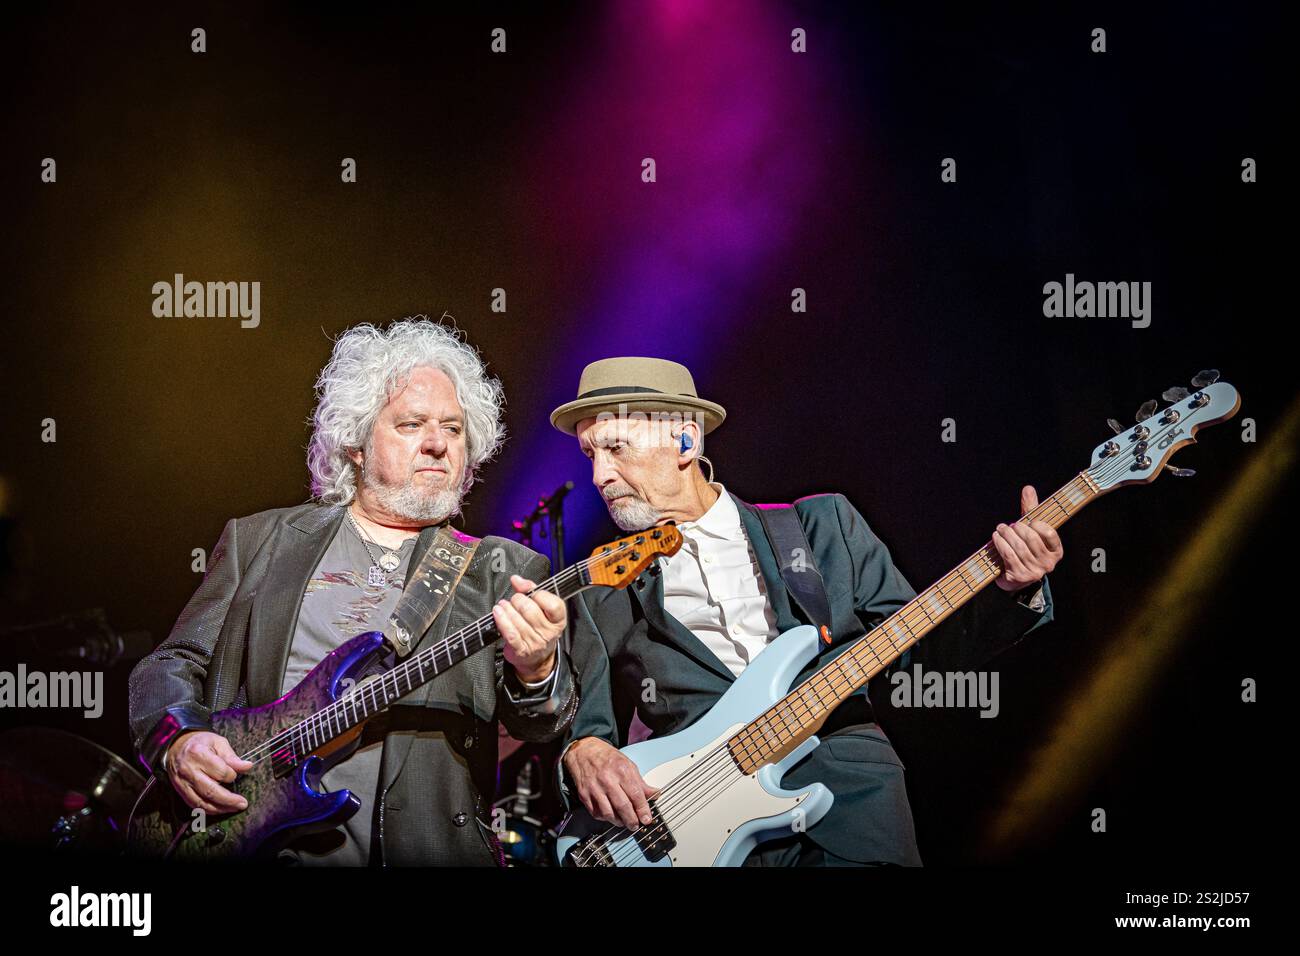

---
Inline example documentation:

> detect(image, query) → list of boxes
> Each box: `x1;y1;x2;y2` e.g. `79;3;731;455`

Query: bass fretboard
727;472;1100;773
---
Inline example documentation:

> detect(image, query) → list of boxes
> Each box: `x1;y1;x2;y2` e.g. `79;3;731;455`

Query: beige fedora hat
550;357;727;436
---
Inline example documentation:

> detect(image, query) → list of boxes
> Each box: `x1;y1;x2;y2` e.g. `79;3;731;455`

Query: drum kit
494;727;564;866
0;726;146;853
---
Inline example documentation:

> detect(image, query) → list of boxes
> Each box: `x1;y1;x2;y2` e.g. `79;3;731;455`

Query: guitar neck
728;471;1102;773
291;559;596;756
399;565;592;701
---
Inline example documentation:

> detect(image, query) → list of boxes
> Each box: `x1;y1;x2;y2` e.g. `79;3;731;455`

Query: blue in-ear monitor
679;433;693;453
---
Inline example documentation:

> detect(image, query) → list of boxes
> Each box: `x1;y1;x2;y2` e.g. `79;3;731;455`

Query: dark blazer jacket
128;502;577;866
561;491;1054;865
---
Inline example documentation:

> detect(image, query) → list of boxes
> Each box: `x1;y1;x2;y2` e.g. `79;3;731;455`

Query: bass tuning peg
1191;368;1220;388
1162;386;1190;402
1135;399;1158;422
1107;418;1125;435
1166;466;1196;477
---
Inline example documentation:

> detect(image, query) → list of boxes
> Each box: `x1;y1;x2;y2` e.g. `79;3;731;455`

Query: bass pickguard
557;625;834;867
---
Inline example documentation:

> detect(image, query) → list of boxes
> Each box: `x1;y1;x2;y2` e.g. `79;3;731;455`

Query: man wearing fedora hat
550;357;1062;865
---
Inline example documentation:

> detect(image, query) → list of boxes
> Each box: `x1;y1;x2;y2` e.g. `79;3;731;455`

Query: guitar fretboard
727;472;1100;773
279;560;593;761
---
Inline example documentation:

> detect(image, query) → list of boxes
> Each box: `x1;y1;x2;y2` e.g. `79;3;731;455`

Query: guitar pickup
631;800;675;862
271;746;297;779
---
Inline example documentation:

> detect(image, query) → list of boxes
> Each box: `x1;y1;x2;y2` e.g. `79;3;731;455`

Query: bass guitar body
556;625;834;867
127;630;389;861
557;378;1241;868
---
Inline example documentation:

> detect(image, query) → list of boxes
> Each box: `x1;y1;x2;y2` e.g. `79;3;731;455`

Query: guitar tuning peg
1107;418;1125;435
1162;386;1190;402
1135;399;1158;422
1166;466;1196;477
1191;368;1220;388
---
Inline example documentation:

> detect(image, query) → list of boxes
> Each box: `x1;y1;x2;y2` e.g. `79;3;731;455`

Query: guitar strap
385;525;480;658
754;503;835;646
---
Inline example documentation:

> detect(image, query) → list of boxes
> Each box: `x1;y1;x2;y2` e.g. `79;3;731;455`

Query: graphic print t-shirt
276;521;417;866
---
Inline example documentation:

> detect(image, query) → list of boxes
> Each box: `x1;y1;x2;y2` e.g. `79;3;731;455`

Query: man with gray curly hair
129;317;576;866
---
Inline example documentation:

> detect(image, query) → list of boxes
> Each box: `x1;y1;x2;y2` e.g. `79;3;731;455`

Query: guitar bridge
569;838;615;868
567;800;676;867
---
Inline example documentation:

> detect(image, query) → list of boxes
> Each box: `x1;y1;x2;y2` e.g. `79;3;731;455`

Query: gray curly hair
307;317;506;505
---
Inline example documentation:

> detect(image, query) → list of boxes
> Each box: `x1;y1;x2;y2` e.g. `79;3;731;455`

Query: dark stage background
0;2;1286;869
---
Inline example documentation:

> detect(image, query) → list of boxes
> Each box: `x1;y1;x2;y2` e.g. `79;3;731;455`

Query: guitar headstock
1086;373;1240;493
585;525;683;589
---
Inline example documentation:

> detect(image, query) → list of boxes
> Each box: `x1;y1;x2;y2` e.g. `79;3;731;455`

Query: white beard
361;458;465;523
605;494;663;532
369;481;462;523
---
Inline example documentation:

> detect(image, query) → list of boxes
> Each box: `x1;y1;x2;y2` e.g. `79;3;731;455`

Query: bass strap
753;503;835;646
385;524;480;658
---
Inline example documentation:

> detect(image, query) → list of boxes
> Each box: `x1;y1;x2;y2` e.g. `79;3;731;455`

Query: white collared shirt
660;483;780;677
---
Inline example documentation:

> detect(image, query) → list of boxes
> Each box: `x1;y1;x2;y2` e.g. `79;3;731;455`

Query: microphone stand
511;481;574;570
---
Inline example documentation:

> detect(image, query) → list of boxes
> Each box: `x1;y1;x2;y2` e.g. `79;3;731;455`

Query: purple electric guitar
127;526;682;861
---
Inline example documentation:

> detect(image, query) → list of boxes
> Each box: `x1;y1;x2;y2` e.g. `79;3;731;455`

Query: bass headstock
585;524;683;589
1086;372;1240;493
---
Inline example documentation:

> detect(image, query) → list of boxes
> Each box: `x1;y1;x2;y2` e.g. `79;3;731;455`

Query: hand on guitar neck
991;485;1065;594
494;574;566;684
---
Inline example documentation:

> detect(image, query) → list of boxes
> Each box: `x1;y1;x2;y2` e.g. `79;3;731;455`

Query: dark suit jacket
561;491;1053;864
128;502;577;866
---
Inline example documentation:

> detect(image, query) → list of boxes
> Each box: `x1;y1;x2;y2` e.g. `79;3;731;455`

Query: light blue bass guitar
556;375;1240;867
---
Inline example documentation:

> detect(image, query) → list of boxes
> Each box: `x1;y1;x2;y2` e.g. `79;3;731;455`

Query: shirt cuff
520;669;557;693
558;736;581;766
556;737;582;803
503;659;559;701
1016;583;1047;612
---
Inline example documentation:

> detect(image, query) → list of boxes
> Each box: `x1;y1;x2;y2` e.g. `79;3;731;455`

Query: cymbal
0;727;145;851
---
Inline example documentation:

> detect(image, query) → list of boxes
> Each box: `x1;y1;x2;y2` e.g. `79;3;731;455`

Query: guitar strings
584;507;1049;865
238;559;594;764
275;571;580;758
574;413;1191;865
244;527;677;765
243;562;588;762
244;528;676;764
583;540;1013;866
583;490;1077;866
589;481;1089;867
582;539;1015;866
591;423;1188;865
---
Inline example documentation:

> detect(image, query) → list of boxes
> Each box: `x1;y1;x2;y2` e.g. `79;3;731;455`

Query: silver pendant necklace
347;510;402;586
